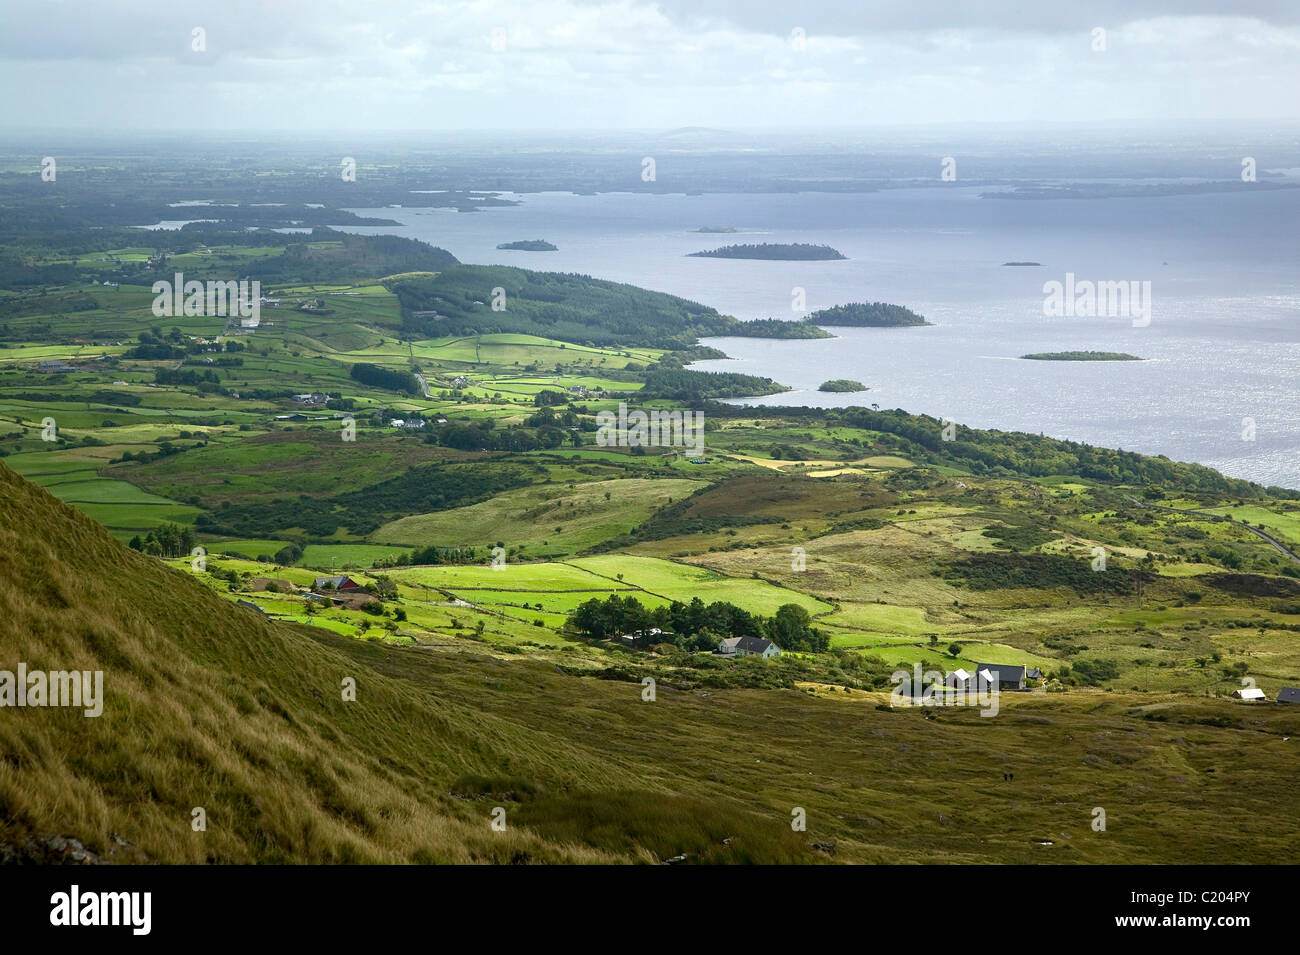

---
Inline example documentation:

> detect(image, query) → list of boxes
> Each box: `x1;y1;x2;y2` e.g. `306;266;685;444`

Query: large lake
343;187;1300;488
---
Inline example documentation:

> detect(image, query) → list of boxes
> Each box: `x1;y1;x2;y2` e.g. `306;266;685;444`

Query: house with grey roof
1277;687;1300;705
976;663;1026;691
717;636;781;658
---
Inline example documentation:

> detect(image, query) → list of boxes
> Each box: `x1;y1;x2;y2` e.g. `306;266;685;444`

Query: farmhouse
36;359;74;373
1232;687;1267;701
976;663;1026;691
717;636;781;658
1277;687;1300;705
292;393;330;407
314;575;362;592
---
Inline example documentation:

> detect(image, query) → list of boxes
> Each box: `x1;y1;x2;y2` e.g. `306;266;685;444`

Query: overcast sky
2;0;1297;130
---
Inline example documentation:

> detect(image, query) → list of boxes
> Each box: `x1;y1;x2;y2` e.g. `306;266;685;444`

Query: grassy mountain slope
3;462;1299;864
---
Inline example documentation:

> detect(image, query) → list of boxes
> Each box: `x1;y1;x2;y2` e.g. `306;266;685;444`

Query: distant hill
0;229;459;291
386;265;818;349
688;243;846;261
657;126;735;138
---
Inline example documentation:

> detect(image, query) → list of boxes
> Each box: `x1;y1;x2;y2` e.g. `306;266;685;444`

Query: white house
717;636;781;658
1232;687;1266;701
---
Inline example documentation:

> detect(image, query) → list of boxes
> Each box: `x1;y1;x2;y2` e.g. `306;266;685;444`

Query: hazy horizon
3;1;1298;131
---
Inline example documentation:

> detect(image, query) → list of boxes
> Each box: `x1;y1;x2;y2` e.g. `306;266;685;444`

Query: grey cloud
649;0;1300;35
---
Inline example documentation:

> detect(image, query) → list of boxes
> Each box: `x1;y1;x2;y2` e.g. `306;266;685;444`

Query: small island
1002;261;1042;267
688;242;846;261
694;226;740;233
818;379;868;393
806;302;931;327
1020;351;1144;362
497;240;558;251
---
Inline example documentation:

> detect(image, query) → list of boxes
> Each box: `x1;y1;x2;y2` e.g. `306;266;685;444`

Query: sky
1;0;1297;131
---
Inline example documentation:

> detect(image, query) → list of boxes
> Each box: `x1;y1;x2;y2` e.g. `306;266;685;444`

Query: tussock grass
4;461;1299;864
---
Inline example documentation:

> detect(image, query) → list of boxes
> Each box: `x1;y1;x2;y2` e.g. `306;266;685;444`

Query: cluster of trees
497;240;557;251
124;342;185;360
115;440;187;465
350;362;420;394
428;418;576;452
0;251;79;288
567;594;828;652
639;367;786;400
942;553;1136;596
408;544;478;565
524;404;582;429
196;462;530;537
806;302;929;327
1056;658;1121;686
533;389;568;407
727;318;830;339
156;367;220;388
127;522;197;558
125;329;244;361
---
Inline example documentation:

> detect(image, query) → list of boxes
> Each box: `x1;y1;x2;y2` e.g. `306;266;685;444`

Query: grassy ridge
4;461;1300;864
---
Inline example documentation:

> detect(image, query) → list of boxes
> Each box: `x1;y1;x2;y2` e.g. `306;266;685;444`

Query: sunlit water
343;187;1300;487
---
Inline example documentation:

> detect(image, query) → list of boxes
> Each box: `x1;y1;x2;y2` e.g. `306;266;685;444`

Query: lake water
343;187;1300;488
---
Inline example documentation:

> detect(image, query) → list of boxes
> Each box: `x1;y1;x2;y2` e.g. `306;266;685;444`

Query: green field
374;477;702;555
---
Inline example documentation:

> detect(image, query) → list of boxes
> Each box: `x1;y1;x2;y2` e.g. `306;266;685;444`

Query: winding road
1125;496;1300;566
